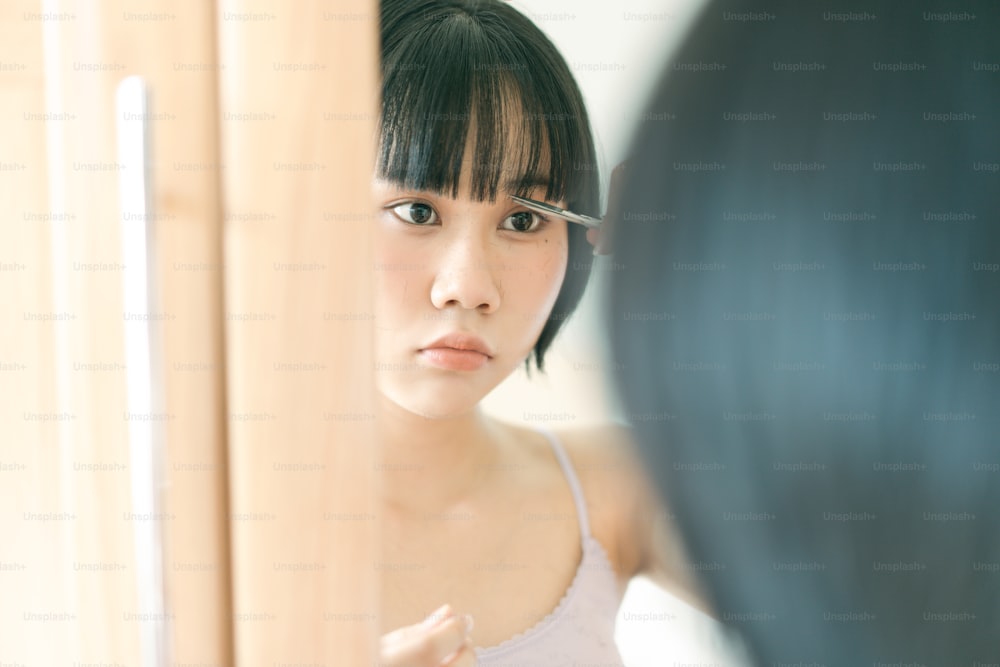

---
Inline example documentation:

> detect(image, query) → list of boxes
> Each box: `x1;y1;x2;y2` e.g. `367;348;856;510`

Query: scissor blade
510;195;603;229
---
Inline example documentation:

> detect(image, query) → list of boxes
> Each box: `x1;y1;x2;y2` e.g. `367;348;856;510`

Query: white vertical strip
40;0;75;533
116;76;168;667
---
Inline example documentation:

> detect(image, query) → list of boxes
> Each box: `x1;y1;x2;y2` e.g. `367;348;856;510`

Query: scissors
509;195;603;230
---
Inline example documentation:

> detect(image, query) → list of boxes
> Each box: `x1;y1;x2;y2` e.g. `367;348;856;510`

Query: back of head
607;1;1000;664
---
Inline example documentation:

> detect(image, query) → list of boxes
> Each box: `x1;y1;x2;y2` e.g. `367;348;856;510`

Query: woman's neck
376;393;506;516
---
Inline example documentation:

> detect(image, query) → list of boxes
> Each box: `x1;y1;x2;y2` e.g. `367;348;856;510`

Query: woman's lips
418;347;491;371
417;330;494;371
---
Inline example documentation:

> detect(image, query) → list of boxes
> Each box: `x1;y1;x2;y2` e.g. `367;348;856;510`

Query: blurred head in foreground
606;1;1000;664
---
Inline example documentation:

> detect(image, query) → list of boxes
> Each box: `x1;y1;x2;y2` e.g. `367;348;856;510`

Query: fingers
587;160;629;256
441;636;476;667
601;160;628;255
586;228;605;255
420;610;473;665
380;604;477;667
607;160;628;219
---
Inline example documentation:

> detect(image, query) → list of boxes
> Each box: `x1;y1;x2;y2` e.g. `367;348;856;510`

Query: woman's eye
391;202;437;225
502;210;545;233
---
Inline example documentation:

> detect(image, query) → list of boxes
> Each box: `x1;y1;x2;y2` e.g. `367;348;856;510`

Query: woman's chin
373;349;526;420
376;380;491;421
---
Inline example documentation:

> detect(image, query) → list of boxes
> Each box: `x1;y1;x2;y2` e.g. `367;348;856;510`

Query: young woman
371;2;704;666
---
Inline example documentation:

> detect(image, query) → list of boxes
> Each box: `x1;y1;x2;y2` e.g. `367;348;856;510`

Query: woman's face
371;156;569;419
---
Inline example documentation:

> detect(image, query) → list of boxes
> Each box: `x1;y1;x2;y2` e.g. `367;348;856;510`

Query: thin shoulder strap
536;426;591;541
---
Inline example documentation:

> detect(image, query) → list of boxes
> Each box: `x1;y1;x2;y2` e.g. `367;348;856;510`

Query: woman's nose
429;234;502;313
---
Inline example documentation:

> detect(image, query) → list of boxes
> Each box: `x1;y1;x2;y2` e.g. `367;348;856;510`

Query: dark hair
607;1;1000;665
378;0;600;374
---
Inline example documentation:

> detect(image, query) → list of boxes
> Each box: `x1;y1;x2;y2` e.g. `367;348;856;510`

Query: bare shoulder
549;423;650;585
552;422;646;496
554;424;714;616
499;420;664;584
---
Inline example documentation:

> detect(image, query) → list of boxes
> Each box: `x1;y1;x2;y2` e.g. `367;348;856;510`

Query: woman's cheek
537;235;569;298
511;238;569;331
372;232;425;326
374;222;428;293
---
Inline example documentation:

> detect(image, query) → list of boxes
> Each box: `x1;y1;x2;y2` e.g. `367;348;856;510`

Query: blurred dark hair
378;0;600;374
607;1;1000;664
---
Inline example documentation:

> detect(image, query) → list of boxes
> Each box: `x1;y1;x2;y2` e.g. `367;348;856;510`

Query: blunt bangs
378;1;599;215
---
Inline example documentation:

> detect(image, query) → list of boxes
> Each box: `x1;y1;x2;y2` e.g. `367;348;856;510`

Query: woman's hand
379;604;477;666
587;161;628;256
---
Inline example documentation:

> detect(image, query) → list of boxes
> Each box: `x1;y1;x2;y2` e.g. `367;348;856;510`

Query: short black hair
378;0;600;374
607;0;1000;665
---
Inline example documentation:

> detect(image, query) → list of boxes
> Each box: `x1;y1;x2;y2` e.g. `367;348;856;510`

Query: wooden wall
0;2;379;664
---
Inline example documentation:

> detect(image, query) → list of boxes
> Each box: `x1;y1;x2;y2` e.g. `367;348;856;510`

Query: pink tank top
474;426;626;666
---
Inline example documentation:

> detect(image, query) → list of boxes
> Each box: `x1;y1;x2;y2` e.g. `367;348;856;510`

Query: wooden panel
1;1;142;663
1;0;232;664
118;3;234;665
1;2;73;663
216;1;380;664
